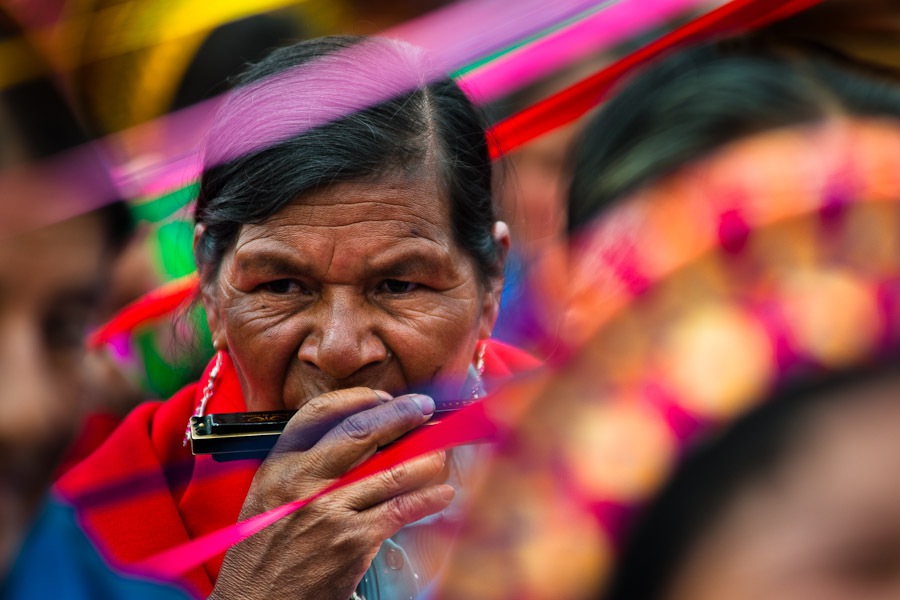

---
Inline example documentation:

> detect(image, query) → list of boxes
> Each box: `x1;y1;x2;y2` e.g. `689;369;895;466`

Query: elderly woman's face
204;170;503;411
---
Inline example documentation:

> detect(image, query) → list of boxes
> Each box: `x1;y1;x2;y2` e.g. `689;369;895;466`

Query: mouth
283;362;469;410
286;363;407;409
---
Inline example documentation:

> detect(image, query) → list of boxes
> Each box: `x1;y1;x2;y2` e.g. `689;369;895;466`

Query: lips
286;362;408;408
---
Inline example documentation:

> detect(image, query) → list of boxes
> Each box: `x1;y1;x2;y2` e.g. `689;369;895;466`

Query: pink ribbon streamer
129;0;705;198
113;0;604;190
5;0;609;231
458;0;721;103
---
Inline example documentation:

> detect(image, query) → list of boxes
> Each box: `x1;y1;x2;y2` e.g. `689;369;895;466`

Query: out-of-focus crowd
3;1;900;599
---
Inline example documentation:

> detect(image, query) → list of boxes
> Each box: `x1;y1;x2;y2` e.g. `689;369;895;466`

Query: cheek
220;299;302;410
384;291;483;380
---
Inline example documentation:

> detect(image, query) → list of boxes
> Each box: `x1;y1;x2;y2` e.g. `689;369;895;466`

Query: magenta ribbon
458;0;719;103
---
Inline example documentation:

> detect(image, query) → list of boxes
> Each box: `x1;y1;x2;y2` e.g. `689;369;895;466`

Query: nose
0;313;73;448
296;288;388;380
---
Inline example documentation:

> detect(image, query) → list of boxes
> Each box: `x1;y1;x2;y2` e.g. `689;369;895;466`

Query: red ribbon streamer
86;273;198;350
486;0;826;159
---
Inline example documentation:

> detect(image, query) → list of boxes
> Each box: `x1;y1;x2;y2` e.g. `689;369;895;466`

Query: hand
209;388;455;600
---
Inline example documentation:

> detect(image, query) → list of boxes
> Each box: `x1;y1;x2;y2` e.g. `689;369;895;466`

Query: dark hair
194;35;500;286
567;42;900;232
0;10;131;249
602;362;900;600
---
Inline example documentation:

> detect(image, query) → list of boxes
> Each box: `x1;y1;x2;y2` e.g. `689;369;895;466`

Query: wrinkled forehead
237;168;451;244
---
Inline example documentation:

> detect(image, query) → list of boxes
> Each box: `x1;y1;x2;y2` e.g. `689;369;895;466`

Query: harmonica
190;399;478;461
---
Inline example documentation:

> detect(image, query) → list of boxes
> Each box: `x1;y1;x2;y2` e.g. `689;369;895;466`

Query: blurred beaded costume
437;119;900;599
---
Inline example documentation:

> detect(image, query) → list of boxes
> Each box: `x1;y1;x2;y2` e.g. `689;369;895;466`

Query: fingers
361;484;456;540
304;393;436;478
341;450;448;511
274;387;391;453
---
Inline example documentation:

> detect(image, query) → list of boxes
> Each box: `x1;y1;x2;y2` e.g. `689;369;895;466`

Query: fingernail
411;394;435;415
438;485;456;503
374;390;393;402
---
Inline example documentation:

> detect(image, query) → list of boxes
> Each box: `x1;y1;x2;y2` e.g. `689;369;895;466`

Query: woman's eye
379;279;419;294
261;279;302;294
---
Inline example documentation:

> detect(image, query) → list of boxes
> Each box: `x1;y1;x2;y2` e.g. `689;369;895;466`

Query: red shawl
55;340;539;597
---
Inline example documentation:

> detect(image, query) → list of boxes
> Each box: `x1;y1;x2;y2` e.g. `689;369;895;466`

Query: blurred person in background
435;41;900;599
606;365;900;600
576;43;900;600
566;41;900;227
0;10;187;599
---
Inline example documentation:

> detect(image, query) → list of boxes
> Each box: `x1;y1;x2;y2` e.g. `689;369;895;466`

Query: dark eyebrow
369;254;448;279
235;252;311;277
234;247;451;281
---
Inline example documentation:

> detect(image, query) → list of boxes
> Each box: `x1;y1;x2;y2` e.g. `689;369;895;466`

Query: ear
194;224;227;351
478;221;511;340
